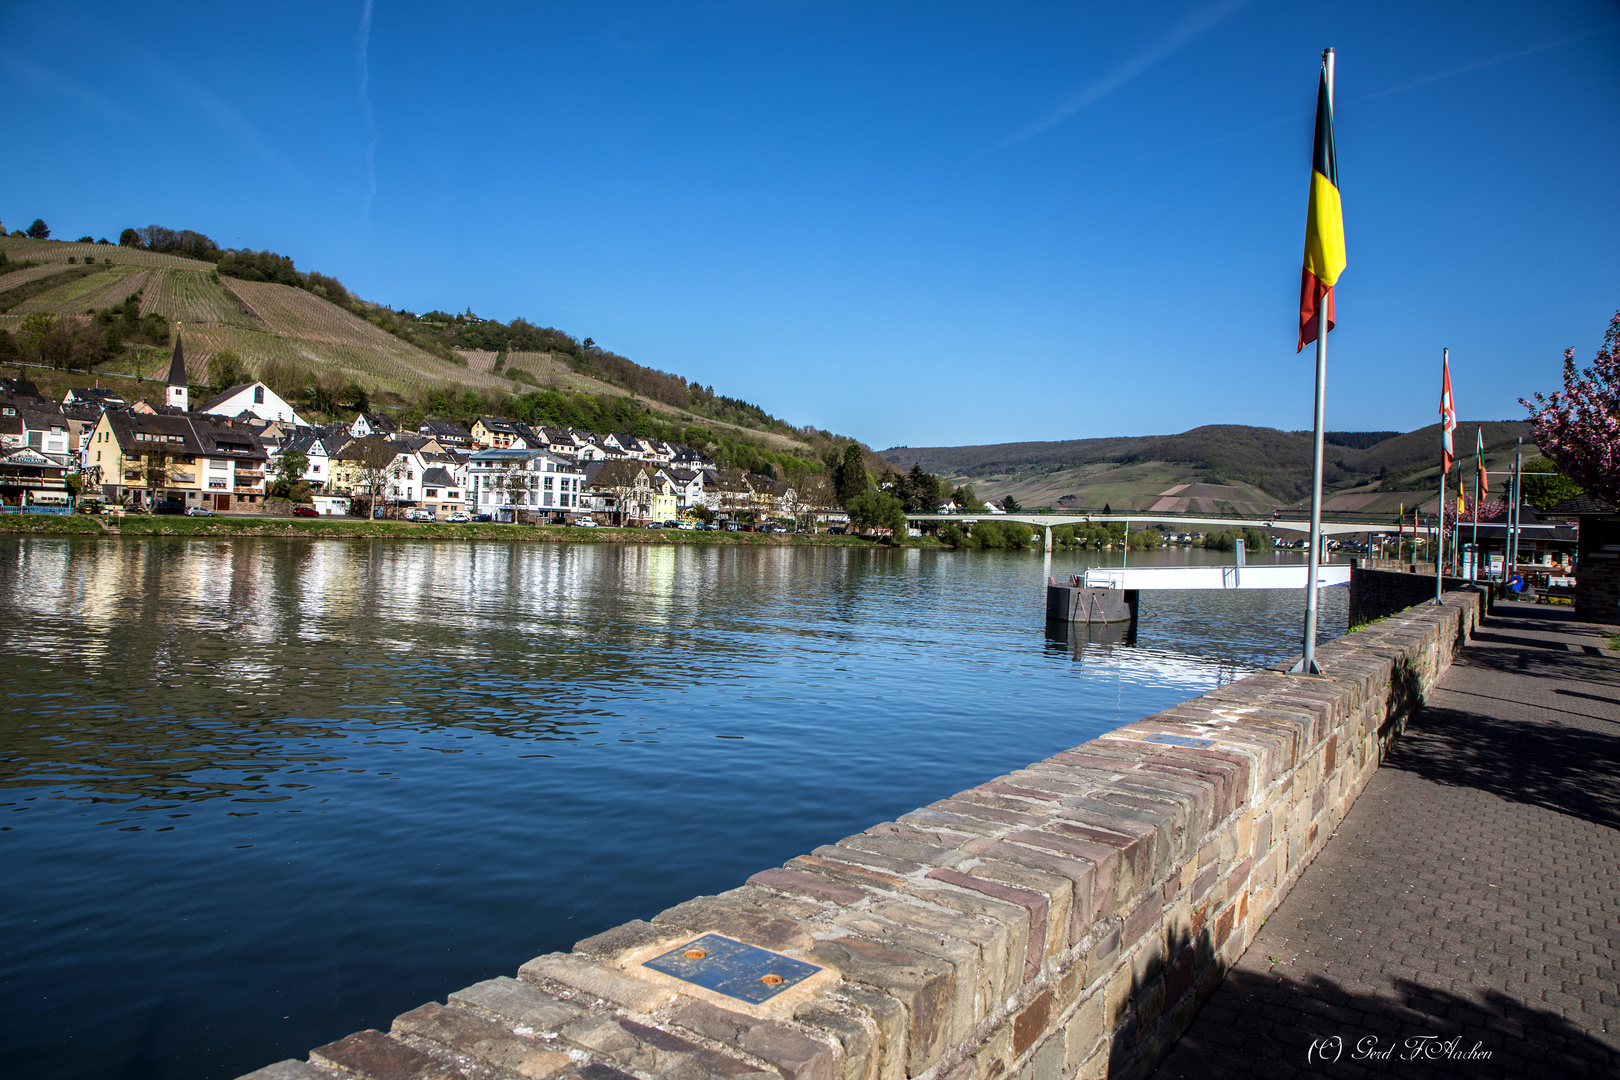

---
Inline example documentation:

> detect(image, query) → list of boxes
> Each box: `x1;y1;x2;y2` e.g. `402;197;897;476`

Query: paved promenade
1154;601;1620;1078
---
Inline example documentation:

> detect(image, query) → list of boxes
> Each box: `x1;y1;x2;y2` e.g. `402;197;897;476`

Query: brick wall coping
240;589;1483;1080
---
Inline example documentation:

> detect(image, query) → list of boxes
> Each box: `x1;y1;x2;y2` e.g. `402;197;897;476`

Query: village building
418;420;473;447
470;416;542;450
165;335;190;411
83;409;270;511
467;449;586;523
350;413;398;439
199;381;309;426
581;460;676;525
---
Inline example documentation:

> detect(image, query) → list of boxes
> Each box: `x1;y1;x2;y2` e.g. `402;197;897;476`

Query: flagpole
1436;462;1446;604
1470;430;1483;582
1503;440;1516;586
1295;47;1333;677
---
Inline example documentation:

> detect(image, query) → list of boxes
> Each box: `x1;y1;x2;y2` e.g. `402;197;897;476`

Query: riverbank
0;513;948;547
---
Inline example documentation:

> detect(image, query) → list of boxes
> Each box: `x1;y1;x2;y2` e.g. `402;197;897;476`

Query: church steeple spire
166;327;189;411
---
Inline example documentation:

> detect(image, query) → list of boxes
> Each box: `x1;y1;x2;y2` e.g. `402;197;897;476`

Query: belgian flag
1298;56;1346;352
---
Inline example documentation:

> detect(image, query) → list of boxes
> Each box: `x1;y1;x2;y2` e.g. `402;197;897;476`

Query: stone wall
241;591;1484;1080
1348;565;1485;628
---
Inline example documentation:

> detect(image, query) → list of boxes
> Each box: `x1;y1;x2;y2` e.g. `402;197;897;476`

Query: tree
1521;310;1620;506
835;444;869;507
26;219;49;239
903;462;943;512
344;382;370;414
119;228;140;247
209;349;245;390
794;472;836;529
272;448;310;498
344;436;399;515
139;449;177;506
1002;494;1021;512
846;490;907;540
1519;459;1584;510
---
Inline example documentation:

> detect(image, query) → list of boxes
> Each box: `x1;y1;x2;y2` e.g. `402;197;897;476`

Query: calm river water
0;537;1346;1080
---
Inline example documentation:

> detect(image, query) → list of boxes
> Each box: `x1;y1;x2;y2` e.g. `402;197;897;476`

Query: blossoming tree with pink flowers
1520;310;1620;507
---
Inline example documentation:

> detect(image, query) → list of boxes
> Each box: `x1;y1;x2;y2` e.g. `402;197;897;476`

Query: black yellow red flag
1298;60;1346;351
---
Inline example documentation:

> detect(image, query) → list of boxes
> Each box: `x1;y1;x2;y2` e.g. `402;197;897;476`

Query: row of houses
4;337;823;526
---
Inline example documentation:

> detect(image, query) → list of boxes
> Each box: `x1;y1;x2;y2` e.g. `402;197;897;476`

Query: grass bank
0;514;947;548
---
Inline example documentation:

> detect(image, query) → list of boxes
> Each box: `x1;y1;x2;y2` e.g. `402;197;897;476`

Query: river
0;537;1346;1079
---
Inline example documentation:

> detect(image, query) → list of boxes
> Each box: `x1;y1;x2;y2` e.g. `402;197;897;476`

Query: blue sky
4;1;1617;449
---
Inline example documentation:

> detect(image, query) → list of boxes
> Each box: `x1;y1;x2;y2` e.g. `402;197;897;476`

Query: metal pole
1503;440;1516;582
1471;454;1480;582
1292;46;1332;677
1436;464;1446;603
1295;286;1329;674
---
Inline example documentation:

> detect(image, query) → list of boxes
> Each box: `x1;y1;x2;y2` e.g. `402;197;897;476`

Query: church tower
165;329;189;411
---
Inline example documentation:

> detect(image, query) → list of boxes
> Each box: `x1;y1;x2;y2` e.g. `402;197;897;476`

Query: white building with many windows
467;449;587;523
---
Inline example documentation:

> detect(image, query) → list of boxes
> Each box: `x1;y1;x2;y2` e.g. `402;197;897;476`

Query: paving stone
311;1029;468;1080
1152;603;1620;1078
449;976;585;1030
671;1000;838;1080
235;1063;328;1080
520;953;676;1013
393;1002;572;1078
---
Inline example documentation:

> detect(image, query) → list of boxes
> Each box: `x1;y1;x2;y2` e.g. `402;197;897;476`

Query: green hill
0;233;832;463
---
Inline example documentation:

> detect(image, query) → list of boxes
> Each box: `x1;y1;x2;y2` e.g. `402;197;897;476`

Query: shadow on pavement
1152;965;1617;1078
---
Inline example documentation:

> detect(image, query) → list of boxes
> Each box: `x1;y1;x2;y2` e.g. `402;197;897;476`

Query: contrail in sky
359;0;379;216
1343;23;1619;106
0;48;133;122
1126;22;1619;165
996;0;1253;149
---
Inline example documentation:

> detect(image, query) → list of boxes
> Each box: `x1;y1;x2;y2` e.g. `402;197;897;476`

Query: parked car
406;508;435;522
700;522;719;531
472;513;493;522
446;511;471;523
77;501;104;515
569;517;598;528
646;521;663;529
292;505;319;517
723;522;742;531
740;524;757;532
674;521;696;531
153;499;186;515
828;526;845;535
186;506;215;517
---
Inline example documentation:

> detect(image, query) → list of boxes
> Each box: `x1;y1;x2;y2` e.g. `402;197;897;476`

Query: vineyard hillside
0;234;824;456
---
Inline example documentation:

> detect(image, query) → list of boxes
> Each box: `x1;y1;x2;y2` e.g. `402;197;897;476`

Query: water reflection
0;537;1344;1080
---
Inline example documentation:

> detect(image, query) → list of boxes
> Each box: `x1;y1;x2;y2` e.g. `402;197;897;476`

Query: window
254;386;265;404
425;488;438;498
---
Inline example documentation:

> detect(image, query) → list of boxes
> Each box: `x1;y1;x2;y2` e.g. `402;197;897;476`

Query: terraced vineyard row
11;266;145;315
0;263;85;295
0;236;215;270
140;269;260;328
77;268;152;311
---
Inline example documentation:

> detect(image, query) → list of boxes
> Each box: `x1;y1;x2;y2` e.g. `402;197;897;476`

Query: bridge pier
1043;525;1053;553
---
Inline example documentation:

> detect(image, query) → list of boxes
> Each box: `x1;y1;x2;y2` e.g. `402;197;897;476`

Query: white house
351;413;398;439
467;449;587;523
199;381;309;426
265;432;343;490
663;467;710;511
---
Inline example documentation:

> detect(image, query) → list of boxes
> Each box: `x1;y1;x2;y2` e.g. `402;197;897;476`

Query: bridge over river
907;513;1382;591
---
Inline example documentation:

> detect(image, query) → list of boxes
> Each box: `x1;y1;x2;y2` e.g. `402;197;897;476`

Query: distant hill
882;421;1536;517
